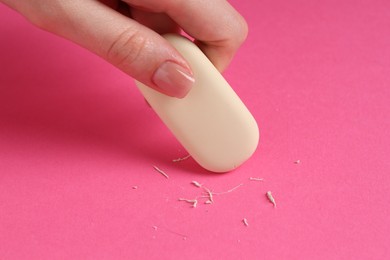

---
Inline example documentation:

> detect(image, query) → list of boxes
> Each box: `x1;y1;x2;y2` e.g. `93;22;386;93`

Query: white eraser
135;34;259;172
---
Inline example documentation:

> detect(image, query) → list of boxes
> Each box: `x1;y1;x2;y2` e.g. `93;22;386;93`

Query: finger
130;9;180;35
126;0;248;71
30;0;194;98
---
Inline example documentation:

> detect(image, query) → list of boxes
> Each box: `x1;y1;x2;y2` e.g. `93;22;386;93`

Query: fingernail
152;61;195;98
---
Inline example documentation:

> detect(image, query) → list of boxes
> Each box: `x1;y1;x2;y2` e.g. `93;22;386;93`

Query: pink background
1;0;390;259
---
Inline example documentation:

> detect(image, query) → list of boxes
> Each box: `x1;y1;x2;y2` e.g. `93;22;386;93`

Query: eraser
135;34;259;172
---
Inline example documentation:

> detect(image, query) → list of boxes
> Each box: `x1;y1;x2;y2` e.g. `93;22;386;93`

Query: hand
1;0;248;98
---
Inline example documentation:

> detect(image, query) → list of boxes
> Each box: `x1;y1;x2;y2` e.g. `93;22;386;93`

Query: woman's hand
1;0;248;98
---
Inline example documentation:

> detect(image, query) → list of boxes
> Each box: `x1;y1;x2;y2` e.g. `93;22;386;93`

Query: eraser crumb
172;154;191;162
153;165;169;179
266;191;277;208
178;198;198;208
191;181;202;188
212;183;244;195
249;177;264;181
203;186;214;203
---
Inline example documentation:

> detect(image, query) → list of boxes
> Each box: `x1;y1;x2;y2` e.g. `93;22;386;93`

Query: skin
1;0;248;98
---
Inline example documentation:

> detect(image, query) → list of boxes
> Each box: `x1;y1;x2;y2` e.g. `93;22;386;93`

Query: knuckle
222;14;248;51
234;15;249;46
106;28;148;70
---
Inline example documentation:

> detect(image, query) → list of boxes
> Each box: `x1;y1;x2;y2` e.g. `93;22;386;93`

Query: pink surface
1;1;390;259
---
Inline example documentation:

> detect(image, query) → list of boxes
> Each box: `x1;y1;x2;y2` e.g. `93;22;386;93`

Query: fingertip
152;61;195;98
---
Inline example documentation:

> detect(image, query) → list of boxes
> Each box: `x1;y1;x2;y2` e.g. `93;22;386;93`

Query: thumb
32;1;194;98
